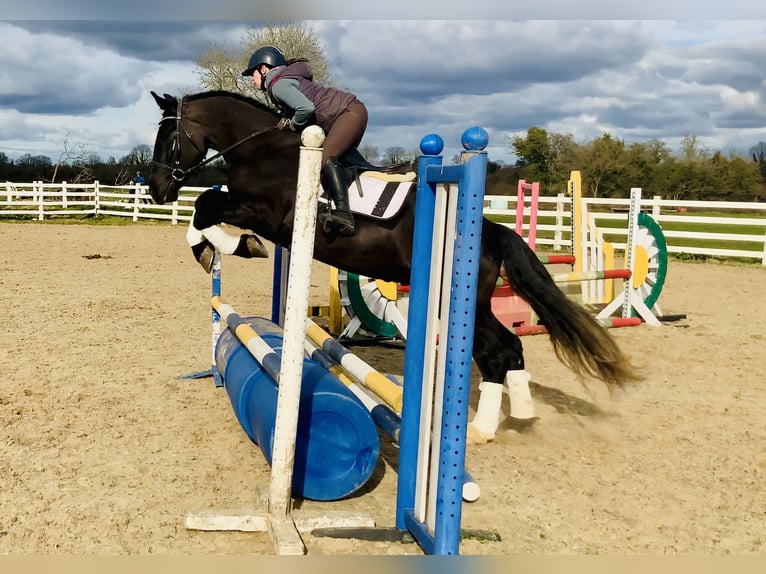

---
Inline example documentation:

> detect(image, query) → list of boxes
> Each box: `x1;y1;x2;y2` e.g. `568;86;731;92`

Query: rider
242;45;367;236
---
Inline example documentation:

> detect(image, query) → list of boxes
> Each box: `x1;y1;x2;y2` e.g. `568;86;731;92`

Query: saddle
319;148;416;221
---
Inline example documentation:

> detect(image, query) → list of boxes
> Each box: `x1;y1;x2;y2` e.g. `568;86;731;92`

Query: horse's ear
150;90;165;108
151;90;177;113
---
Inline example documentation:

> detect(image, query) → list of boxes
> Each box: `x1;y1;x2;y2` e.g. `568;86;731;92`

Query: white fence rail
485;193;766;265
1;180;207;224
3;181;766;265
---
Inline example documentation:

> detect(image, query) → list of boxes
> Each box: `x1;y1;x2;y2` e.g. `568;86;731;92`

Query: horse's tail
498;224;643;390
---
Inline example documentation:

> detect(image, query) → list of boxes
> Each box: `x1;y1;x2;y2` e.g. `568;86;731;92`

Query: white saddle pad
319;171;416;220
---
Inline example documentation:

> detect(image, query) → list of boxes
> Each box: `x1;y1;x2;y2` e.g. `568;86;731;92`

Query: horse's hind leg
467;304;536;444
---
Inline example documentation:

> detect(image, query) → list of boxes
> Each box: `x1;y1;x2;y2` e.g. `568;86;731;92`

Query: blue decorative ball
419;133;444;156
461;127;489;151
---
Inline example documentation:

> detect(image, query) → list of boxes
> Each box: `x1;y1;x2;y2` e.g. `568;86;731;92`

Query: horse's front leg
187;188;268;272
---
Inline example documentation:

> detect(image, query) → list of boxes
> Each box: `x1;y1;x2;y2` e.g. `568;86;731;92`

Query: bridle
150;97;277;182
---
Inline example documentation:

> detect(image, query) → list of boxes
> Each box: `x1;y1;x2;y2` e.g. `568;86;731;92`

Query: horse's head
148;91;208;204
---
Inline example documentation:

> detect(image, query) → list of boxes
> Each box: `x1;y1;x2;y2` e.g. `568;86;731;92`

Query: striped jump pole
303;334;401;441
303;328;481;503
536;253;576;265
496;253;576;287
207;302;380;501
305;317;404;413
551;268;631;284
213;296;284;380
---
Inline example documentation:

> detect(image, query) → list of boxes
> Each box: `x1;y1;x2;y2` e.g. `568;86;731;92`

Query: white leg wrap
469;381;505;436
200;225;240;255
186;220;204;247
506;369;535;419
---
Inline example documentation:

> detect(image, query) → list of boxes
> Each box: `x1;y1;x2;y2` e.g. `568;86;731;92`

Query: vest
266;62;358;133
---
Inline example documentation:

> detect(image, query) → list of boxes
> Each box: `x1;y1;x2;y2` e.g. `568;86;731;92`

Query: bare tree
124;144;153;166
242;23;331;84
749;141;766;163
72;167;95;184
680;132;708;162
195;42;243;92
359;144;380;164
383;146;407;165
196;22;333;104
113;165;133;186
83;152;102;165
50;133;95;183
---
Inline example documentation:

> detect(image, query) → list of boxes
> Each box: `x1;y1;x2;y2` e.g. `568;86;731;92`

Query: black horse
147;90;641;440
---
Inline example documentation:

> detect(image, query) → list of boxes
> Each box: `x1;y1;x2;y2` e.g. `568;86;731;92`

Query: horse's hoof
191;242;215;273
466;423;495;445
234;234;269;258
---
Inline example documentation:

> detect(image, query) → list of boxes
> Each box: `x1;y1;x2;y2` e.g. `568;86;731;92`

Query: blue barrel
214;316;380;501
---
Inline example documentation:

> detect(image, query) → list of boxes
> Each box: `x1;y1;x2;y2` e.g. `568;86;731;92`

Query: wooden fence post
652;195;661;220
762;228;766;266
93;181;100;215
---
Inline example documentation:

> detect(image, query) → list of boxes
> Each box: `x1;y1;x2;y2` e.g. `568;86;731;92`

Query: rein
150;99;277;182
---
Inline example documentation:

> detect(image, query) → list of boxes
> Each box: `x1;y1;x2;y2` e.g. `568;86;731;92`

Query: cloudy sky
2;15;766;166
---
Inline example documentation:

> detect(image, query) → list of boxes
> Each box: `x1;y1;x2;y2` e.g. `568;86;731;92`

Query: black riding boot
321;157;355;236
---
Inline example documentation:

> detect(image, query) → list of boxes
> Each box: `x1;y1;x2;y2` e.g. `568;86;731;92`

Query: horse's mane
186;90;280;117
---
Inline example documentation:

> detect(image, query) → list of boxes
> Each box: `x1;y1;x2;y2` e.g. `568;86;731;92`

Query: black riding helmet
241;45;287;77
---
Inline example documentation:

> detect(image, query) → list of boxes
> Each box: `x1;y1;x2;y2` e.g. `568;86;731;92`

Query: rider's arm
271;78;315;128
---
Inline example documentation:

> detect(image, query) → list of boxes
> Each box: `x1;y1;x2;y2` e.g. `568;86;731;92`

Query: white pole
426;181;459;531
268;126;325;518
414;183;449;523
184;127;376;552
